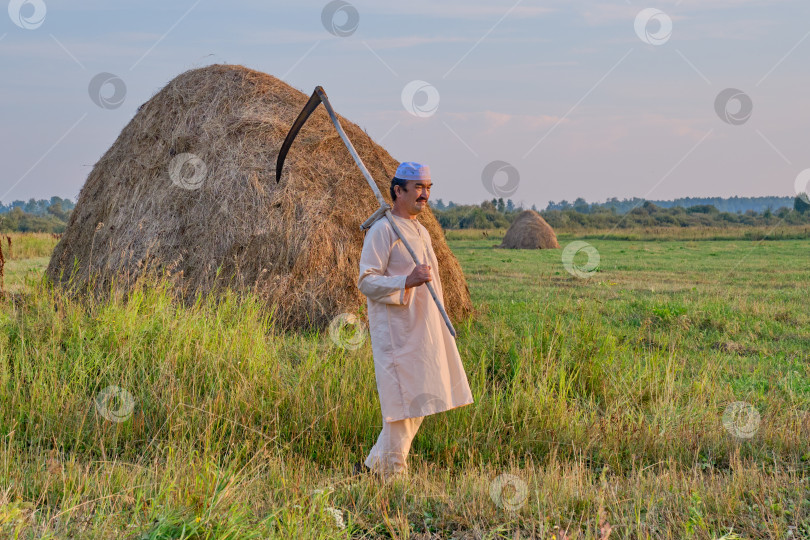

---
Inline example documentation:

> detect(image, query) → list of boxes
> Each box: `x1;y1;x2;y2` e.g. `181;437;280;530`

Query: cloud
358;36;470;49
0;37;154;64
639;114;708;140
241;30;550;49
365;2;555;20
578;4;685;27
443;110;568;134
240;29;328;45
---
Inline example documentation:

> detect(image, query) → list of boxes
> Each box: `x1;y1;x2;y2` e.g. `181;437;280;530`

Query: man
356;161;474;481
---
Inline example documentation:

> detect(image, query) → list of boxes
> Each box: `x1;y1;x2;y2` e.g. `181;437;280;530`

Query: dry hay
46;64;472;331
497;210;560;249
0;238;4;293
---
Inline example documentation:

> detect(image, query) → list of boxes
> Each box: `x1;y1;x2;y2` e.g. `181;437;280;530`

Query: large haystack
46;64;472;330
497;210;560;249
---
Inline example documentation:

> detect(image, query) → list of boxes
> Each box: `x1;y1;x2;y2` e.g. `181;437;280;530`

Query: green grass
0;232;60;259
2;257;50;293
1;231;808;538
445;224;810;242
0;232;58;293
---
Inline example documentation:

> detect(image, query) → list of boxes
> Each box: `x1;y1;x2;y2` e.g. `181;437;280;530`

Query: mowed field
0;229;808;539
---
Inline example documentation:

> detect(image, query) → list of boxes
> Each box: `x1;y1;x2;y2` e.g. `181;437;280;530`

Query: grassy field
0;233;59;294
0;229;808;538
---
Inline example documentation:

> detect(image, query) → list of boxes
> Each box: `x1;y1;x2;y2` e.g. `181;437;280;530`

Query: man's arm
357;223;414;306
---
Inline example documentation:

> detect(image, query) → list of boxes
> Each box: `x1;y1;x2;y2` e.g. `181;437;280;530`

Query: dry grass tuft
0;239;4;293
46;64;472;330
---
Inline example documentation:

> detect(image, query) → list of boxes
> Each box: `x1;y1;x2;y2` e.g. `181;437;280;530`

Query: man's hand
405;264;432;288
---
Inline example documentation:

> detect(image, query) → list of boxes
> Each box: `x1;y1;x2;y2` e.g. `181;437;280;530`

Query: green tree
47;202;70;221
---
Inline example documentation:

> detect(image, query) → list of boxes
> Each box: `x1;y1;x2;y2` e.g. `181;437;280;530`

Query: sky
1;0;809;209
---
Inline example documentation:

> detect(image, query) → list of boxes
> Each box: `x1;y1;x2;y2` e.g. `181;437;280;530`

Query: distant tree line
0;197;74;233
544;195;796;214
431;196;810;230
0;196;75;215
3;194;809;233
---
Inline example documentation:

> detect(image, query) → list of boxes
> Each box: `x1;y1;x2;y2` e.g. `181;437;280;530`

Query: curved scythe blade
276;87;325;183
274;85;458;338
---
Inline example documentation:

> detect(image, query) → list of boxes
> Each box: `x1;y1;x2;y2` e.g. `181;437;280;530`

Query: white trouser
364;416;424;479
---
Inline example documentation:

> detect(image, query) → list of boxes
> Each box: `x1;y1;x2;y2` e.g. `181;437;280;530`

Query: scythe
275;86;456;337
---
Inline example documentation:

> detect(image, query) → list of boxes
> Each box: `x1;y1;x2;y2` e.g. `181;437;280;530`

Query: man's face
396;180;432;216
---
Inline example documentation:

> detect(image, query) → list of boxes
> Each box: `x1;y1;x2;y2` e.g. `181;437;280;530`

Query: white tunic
357;213;474;422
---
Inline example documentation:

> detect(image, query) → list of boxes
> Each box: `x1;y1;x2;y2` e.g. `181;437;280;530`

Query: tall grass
0;234;59;294
0;233;59;260
0;235;809;537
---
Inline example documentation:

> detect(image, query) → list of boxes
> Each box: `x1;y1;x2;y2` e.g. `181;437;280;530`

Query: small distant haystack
497;210;560;249
46;64;472;330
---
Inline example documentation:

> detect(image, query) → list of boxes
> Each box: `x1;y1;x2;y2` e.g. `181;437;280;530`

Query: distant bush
795;195;810;214
0;206;69;233
0;196;73;233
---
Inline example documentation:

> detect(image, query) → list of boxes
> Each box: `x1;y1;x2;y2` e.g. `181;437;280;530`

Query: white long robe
357;213;474;422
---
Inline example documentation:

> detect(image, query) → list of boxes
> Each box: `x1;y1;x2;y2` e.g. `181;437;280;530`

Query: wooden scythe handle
276;86;457;338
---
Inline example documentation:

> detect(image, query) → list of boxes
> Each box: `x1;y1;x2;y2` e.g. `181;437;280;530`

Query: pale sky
1;0;808;208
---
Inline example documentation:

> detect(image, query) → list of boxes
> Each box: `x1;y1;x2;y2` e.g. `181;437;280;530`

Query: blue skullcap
394;161;431;181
